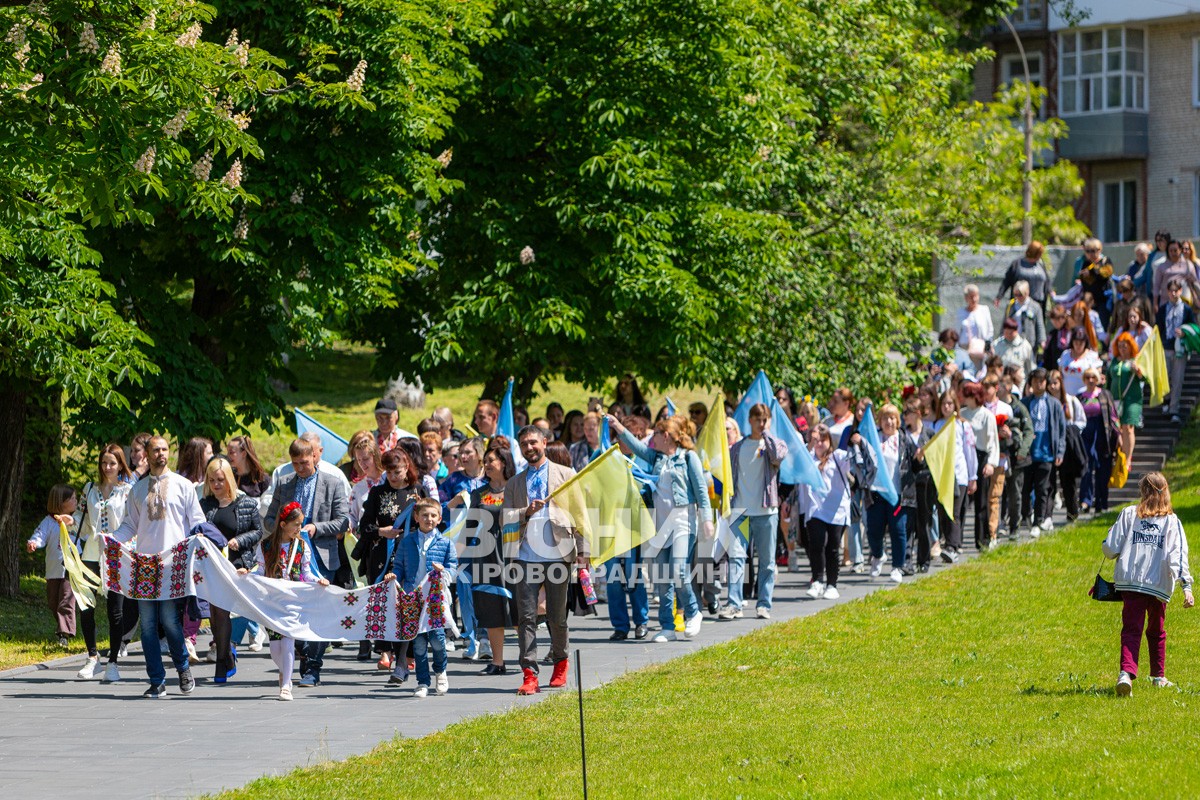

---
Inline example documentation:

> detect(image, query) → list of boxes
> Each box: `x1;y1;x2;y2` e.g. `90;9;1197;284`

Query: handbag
1088;558;1123;602
1109;447;1129;489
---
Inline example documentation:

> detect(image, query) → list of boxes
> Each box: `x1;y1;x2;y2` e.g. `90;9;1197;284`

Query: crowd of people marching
25;235;1197;699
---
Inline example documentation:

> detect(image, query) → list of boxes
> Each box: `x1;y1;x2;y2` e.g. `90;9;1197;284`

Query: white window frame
1193;37;1200;107
1059;27;1147;117
1193;174;1200;239
1000;52;1046;118
1098;179;1137;244
1010;0;1044;29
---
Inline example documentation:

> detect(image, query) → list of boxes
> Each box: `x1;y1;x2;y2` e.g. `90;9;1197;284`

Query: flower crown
280;501;303;520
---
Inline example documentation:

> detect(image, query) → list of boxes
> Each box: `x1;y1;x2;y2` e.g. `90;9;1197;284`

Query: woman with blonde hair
608;413;712;641
199;455;264;682
1103;472;1193;695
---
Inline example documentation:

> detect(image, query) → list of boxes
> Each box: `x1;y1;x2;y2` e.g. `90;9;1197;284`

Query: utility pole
1000;14;1035;245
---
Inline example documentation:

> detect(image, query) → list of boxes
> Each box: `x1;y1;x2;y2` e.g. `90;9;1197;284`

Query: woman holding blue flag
354;448;427;679
863;404;918;583
606;414;712;641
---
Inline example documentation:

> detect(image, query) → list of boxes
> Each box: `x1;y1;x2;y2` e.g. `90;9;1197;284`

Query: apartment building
973;0;1200;244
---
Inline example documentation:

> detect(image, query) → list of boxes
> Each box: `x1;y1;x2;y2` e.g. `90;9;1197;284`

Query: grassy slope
217;429;1200;800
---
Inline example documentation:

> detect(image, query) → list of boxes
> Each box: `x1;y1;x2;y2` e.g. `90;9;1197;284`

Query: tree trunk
0;388;28;598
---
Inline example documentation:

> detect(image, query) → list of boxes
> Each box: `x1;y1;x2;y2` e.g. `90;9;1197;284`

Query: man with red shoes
503;425;586;695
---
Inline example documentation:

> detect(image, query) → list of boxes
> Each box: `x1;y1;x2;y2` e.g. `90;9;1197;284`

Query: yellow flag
697;395;733;518
58;522;102;609
923;416;959;521
550;445;656;565
343;530;365;589
1134;326;1170;407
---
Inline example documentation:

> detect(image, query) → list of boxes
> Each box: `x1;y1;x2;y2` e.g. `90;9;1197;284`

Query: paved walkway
0;528;1049;800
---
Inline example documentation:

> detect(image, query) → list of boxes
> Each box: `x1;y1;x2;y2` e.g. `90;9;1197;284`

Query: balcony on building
1057;26;1148;161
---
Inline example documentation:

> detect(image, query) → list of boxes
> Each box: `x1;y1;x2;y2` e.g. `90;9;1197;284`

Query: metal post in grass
576;648;588;799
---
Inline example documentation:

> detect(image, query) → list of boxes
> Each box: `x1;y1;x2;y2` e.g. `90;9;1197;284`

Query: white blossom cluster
100;43;121;76
175;23;201;48
221;158;243;188
235;40;250;68
757;144;772;161
346;59;367;92
78;23;99;55
519;246;535;265
289;188;304;204
134;146;156;174
225;29;238;48
742;93;759;106
14;41;29;68
193;151;213;181
162;110;189;139
232;112;251;131
436;148;453;168
17;72;43;92
139;12;156;32
233;209;248;240
6;23;26;48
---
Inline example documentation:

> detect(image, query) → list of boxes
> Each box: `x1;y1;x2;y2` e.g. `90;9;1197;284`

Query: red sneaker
518;667;540;695
549;658;569;688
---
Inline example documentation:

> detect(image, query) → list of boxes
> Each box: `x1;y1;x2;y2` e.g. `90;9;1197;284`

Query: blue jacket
1022;394;1066;463
389;529;458;593
617;430;711;514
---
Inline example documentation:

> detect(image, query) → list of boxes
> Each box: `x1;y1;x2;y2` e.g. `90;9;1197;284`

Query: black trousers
805;519;845;587
937;485;968;552
80;560;140;660
1023;461;1054;524
908;478;934;566
972;450;990;549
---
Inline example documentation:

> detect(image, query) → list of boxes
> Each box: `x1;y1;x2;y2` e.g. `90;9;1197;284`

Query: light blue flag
859;404;898;505
599;417;612;450
733;370;824;490
497;378;527;471
664;397;677;418
295;408;348;464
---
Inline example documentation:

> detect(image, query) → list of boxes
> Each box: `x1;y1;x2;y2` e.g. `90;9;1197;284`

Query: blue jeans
138;598;188;686
229;616;261;646
412;629;447;686
726;512;778;610
604;553;649;632
654;535;701;629
456;571;479;654
866;500;909;570
848;492;865;564
302;641;327;677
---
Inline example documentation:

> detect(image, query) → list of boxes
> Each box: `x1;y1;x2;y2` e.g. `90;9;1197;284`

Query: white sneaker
1054;492;1063;511
755;607;770;620
1040;518;1054;533
683;612;703;639
118;640;130;658
414;685;429;698
479;639;493;660
788;551;801;573
249;627;268;652
651;631;678;643
1116;671;1133;697
889;568;904;584
278;686;293;701
1150;676;1175;688
76;657;101;680
869;556;883;578
930;541;942;559
718;605;743;620
103;662;121;683
435;671;449;695
445;638;456;653
823;585;840;600
1029;524;1041;539
806;581;825;599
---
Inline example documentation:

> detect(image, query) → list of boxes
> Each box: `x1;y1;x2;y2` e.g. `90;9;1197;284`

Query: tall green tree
0;0;277;596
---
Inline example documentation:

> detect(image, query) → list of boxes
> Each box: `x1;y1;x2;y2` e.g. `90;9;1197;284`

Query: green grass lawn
0;574;110;670
215;431;1200;799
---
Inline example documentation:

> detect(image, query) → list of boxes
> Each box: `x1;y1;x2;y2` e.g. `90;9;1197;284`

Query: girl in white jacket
1102;472;1194;696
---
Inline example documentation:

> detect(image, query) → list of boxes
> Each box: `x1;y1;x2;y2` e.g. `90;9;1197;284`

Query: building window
1194;38;1200;107
1010;0;1043;28
1099;180;1137;243
1001;52;1045;117
1060;28;1146;115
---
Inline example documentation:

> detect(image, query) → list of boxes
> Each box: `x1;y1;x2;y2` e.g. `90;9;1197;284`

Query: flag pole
576;647;588;800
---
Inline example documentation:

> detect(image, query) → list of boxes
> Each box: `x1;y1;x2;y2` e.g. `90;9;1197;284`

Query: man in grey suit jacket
264;438;349;686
